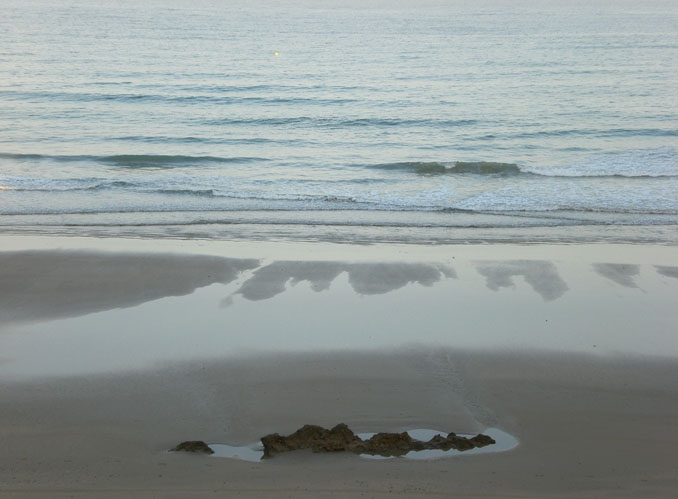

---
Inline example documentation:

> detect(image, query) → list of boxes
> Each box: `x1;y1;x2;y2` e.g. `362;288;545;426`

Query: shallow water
1;0;677;243
2;245;677;378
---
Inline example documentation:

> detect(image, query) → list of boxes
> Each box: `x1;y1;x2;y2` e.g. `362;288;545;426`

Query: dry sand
0;235;677;498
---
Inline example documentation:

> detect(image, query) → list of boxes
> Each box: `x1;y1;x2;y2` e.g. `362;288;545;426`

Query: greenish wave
369;161;522;176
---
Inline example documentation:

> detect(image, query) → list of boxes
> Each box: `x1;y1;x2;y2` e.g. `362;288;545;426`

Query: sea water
1;0;676;243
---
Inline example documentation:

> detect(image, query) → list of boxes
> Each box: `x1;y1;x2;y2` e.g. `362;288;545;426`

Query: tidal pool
208;427;518;462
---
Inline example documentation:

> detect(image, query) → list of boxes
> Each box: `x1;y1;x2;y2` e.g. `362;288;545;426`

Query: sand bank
0;235;677;497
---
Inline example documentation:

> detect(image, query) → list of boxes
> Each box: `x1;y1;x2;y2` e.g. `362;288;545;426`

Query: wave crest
0;153;267;168
369;161;522;176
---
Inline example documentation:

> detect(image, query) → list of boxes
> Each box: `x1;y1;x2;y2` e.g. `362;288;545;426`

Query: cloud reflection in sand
655;265;678;279
474;260;568;301
0;252;458;323
593;263;640;288
236;261;457;301
0;251;260;323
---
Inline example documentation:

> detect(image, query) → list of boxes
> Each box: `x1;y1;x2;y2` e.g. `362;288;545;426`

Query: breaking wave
369;161;524;176
367;160;678;178
0;153;268;168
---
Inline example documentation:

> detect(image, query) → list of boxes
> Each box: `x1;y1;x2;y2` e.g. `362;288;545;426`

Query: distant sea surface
1;0;677;244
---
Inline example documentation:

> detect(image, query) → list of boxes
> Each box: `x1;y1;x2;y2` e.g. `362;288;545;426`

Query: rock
315;423;364;453
261;423;363;458
260;424;496;458
360;431;424;457
259;433;290;457
449;435;475;451
470;434;496;447
171;440;214;454
425;434;454;450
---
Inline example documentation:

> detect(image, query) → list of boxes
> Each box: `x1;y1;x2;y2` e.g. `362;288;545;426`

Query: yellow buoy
275;52;279;56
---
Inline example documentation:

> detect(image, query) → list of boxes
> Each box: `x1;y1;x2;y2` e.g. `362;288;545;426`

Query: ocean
1;0;677;244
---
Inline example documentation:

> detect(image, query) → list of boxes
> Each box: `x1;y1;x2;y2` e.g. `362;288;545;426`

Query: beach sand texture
1;236;677;498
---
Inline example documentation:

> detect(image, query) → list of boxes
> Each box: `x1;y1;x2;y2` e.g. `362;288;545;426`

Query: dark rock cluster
260;423;495;458
170;440;214;454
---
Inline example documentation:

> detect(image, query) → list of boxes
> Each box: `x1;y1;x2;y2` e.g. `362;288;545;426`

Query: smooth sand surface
2;351;677;498
1;235;677;498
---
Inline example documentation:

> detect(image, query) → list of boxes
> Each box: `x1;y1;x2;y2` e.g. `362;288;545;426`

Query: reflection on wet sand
593;263;640;288
0;251;259;323
4;248;670;331
474;260;568;301
656;265;678;279
235;262;344;301
236;261;456;301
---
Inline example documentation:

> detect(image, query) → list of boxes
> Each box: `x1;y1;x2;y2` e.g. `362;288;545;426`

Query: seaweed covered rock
261;423;363;457
358;431;424;457
260;424;496;458
470;434;496;447
171;440;214;454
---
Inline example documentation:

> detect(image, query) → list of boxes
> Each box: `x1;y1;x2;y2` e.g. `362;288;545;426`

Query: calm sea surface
1;0;677;243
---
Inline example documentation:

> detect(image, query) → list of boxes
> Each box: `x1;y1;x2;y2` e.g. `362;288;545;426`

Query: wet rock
470;434;496;448
449;435;475;451
171;440;214;454
360;431;424;457
316;423;364;452
261;423;363;458
260;424;496;458
426;434;454;451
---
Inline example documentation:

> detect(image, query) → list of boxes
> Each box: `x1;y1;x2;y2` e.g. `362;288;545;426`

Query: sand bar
1;235;677;497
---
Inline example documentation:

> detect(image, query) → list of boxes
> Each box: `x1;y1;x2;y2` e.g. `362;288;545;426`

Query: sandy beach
4;0;678;495
1;235;677;498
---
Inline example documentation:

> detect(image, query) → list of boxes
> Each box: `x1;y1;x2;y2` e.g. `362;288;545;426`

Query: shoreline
1;221;677;246
2;232;678;260
1;234;677;497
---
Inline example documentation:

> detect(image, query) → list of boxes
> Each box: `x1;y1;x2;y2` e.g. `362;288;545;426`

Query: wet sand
1;235;677;497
